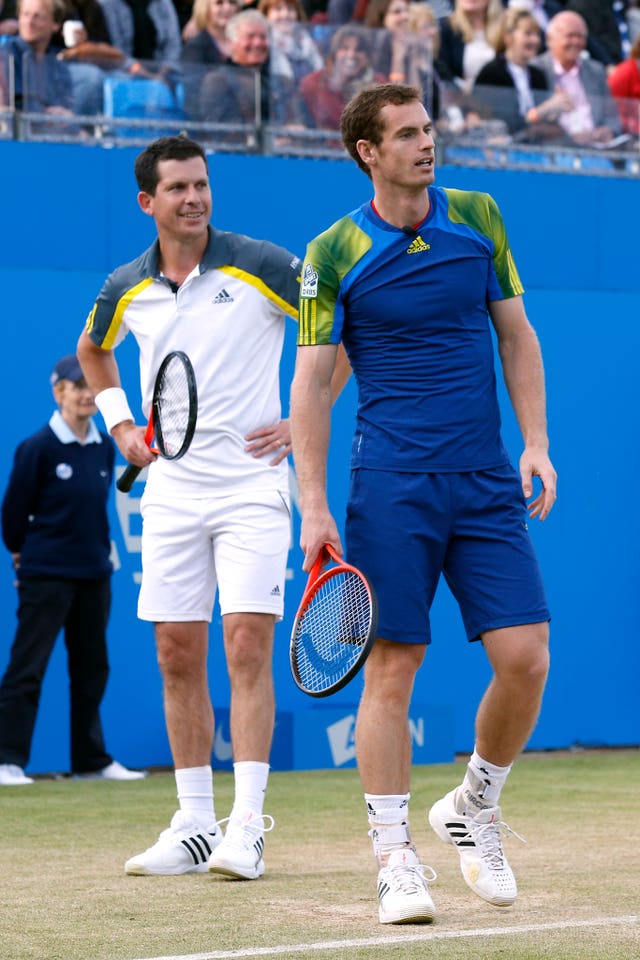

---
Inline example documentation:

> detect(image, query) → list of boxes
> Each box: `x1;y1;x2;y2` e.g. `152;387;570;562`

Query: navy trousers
0;576;113;773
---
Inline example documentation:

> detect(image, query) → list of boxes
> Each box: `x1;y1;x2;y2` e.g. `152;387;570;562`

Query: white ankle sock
365;793;412;862
460;749;512;812
175;765;215;825
229;761;269;821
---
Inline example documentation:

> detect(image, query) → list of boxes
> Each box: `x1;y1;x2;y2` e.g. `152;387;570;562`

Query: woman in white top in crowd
436;0;503;91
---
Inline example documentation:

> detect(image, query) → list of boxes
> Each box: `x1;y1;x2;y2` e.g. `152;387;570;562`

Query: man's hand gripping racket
116;351;198;493
289;544;378;697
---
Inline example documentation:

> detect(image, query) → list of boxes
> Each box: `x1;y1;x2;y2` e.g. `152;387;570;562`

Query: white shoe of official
74;760;147;781
208;812;275;880
377;848;437;924
429;789;523;906
125;810;222;875
0;764;34;786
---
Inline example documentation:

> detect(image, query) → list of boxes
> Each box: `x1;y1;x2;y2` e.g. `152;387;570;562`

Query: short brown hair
134;135;208;194
340;82;423;177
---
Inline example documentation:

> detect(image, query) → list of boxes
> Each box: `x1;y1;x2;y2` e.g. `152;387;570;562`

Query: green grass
0;750;638;960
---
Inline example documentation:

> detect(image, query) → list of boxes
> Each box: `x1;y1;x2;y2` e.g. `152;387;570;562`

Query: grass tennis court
1;750;638;960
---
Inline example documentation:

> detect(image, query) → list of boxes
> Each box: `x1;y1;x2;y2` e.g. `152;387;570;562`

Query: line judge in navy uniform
0;355;145;785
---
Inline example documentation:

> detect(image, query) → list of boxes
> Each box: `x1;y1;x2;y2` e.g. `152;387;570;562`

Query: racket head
152;351;197;461
289;557;378;698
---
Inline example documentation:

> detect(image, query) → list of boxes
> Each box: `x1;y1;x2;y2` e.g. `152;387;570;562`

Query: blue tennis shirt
299;186;525;472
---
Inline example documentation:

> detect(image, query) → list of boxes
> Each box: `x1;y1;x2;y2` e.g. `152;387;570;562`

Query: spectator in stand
566;0;631;67
407;1;443;117
198;9;305;126
0;0;74;114
97;0;182;68
50;0;124;115
436;0;504;92
532;10;624;145
0;355;146;787
474;6;574;140
181;0;238;64
258;0;323;86
0;0;18;32
608;31;640;134
629;1;640;44
363;0;441;116
172;0;193;35
300;24;386;130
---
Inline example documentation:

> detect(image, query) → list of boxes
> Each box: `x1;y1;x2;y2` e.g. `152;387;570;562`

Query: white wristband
94;387;135;434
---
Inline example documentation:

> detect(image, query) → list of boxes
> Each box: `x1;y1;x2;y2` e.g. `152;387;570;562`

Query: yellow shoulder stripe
219;265;298;320
102;278;155;350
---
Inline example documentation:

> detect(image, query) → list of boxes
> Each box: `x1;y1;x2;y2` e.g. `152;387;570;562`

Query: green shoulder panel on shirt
299;215;372;346
444;188;524;299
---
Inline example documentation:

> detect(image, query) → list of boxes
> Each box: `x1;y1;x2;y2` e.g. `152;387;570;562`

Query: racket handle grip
116;463;143;493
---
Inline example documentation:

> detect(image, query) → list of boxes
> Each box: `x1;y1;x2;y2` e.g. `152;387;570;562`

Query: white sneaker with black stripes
377;848;437;924
208;812;275;880
124;810;221;875
428;789;523;906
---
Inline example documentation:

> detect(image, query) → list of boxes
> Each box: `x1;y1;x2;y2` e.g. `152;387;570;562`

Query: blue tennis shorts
345;465;550;645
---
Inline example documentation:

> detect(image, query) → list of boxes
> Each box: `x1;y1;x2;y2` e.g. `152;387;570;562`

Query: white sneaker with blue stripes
124;810;221;875
208;812;275;880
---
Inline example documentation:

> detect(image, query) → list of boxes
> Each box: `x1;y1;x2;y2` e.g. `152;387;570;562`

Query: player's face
139;156;212;242
359;100;435;191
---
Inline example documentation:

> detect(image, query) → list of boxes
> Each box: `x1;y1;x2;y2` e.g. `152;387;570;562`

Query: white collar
49;410;102;445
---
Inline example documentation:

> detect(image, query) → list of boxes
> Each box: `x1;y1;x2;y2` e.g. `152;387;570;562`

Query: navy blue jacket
2;419;114;580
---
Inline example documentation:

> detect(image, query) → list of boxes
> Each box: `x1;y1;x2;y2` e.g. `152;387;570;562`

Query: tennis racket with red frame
116;351;198;493
290;544;378;697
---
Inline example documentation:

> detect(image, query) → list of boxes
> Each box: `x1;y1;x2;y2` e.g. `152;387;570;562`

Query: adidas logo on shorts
270;585;281;596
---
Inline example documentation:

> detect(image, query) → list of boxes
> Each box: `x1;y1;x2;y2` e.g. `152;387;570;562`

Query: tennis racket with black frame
290;543;378;698
116;351;198;493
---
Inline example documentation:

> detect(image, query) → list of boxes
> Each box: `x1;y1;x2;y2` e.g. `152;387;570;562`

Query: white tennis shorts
137;488;291;622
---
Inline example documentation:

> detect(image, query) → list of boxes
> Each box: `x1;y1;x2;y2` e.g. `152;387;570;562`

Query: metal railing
1;29;638;178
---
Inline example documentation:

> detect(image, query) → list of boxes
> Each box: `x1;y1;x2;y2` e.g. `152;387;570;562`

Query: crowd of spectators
0;0;639;153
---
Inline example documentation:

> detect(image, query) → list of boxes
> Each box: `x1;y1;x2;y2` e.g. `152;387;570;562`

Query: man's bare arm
490;296;557;520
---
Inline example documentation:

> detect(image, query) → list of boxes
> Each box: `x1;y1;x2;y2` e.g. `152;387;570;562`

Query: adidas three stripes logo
180;832;216;866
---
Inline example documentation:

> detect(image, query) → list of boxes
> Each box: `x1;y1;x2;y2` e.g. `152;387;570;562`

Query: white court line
126;915;640;960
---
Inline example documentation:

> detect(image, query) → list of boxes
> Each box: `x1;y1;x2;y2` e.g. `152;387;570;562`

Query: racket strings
293;570;373;694
155;357;192;458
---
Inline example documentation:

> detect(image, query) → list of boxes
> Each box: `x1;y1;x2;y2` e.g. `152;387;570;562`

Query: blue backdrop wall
0;140;638;774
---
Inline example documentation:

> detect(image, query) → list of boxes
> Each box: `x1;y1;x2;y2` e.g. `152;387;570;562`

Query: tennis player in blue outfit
290;83;557;925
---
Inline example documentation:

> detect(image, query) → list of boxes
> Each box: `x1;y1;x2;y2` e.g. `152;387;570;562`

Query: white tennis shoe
125;810;222;875
377;848;437;924
428;789;523;906
0;764;34;786
208;812;274;880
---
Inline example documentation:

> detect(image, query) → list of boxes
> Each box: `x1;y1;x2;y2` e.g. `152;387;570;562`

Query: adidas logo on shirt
212;288;234;304
406;236;430;254
270;585;281;596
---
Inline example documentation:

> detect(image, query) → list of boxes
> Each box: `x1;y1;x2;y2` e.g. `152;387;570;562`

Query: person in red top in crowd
607;32;640;133
300;24;386;130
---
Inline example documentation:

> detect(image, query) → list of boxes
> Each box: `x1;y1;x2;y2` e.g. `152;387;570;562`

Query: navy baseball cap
50;354;84;386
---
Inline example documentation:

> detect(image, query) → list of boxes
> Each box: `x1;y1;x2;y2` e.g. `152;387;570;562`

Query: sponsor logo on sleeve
300;262;318;299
